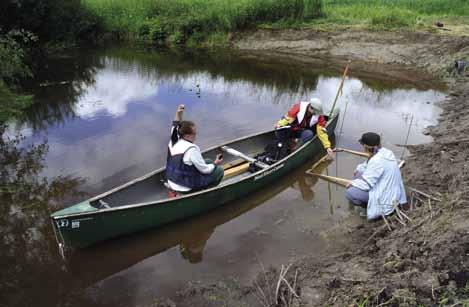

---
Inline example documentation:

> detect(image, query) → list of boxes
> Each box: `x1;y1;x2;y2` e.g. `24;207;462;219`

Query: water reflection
9;48;443;196
20;53;103;131
0;126;86;307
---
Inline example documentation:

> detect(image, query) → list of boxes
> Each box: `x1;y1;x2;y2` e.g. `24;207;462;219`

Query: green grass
82;0;469;45
83;0;324;44
320;0;469;29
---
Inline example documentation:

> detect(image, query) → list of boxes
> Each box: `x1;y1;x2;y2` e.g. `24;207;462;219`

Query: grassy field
82;0;469;45
83;0;323;45
321;0;469;29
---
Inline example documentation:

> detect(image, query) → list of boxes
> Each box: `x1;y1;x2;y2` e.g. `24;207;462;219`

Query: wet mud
168;30;469;306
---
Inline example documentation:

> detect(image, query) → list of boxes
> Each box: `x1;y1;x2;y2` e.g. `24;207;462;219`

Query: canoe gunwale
51;113;338;220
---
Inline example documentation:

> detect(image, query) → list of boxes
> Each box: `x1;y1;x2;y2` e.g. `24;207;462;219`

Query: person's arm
351;159;384;191
315;115;334;158
169;104;185;147
174;104;184;122
187;147;215;174
276;115;295;128
276;104;299;128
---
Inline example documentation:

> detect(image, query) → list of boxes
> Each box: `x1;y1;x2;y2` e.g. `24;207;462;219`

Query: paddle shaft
221;146;269;169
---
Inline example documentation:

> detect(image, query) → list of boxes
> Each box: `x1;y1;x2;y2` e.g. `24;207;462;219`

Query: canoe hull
52;114;338;250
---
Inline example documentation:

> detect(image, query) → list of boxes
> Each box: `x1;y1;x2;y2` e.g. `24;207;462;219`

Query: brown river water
1;46;445;307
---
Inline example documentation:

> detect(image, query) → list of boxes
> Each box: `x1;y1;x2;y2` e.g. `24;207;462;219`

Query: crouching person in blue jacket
345;132;407;220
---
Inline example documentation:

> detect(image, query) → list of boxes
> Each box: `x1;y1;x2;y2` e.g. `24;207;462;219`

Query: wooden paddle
221;146;269;169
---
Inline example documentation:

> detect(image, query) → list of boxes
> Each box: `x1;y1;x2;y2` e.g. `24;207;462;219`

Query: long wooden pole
329;61;351;118
305;171;351;187
334;147;370;158
305;160;406;187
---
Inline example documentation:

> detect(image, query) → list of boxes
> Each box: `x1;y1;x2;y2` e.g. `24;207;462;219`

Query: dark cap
358;132;380;146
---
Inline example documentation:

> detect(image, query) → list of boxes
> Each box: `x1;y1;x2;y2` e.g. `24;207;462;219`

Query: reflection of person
276;98;334;159
179;229;214;263
166;104;224;195
345;132;407;220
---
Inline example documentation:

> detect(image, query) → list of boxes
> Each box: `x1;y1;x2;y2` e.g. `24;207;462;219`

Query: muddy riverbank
166;29;469;306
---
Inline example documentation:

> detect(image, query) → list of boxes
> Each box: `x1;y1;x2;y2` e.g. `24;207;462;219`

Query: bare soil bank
163;29;469;307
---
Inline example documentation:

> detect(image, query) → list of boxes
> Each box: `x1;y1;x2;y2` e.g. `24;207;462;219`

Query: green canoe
51;112;339;253
67;157;332;288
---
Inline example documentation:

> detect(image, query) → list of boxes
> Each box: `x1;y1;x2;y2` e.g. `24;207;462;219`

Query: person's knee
211;165;224;185
346;187;367;207
345;188;355;203
215;166;224;180
301;130;314;142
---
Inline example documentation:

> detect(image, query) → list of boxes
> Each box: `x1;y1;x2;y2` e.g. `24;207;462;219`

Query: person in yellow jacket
276;98;334;159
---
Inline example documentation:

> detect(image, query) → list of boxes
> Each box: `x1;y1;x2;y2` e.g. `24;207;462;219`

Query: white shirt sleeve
184;147;215;174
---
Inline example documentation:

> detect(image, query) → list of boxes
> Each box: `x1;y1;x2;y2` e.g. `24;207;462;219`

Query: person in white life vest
166;104;224;195
276;98;334;160
345;132;407;220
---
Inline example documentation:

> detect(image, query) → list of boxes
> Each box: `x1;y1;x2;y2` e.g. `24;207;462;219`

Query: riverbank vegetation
320;0;469;29
83;0;324;46
82;0;469;46
0;0;101;123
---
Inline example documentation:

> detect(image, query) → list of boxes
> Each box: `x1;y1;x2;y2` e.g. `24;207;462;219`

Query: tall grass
83;0;469;44
322;0;469;28
83;0;324;44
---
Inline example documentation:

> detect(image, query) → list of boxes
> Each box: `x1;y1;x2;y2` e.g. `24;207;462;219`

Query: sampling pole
329;61;351;118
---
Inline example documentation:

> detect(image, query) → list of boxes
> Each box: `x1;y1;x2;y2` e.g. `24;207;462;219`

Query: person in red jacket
276;98;334;159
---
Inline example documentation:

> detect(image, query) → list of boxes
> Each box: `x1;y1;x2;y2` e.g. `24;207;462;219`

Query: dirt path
163;29;469;306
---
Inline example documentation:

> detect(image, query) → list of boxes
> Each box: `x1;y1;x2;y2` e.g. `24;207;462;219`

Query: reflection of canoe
68;156;332;287
51;113;339;250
